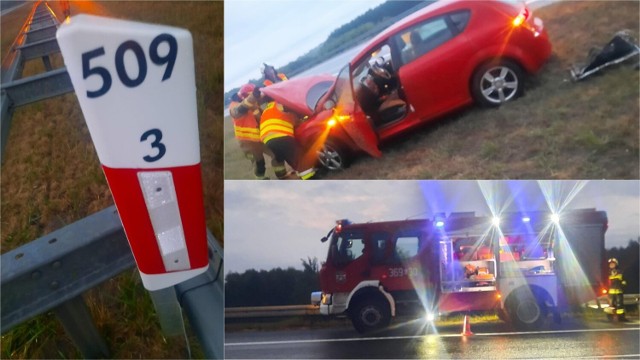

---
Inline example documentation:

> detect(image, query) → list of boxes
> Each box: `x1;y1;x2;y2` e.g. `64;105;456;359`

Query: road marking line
476;327;639;337
225;327;639;347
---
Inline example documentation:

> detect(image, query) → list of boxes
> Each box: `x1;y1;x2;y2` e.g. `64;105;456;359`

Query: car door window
449;11;471;33
393;15;456;65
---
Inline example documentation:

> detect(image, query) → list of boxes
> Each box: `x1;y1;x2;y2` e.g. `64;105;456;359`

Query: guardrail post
52;296;109;359
42;55;52;71
174;235;224;359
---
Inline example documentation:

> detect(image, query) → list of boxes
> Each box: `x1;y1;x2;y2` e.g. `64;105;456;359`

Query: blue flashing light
522;216;531;223
435;221;445;228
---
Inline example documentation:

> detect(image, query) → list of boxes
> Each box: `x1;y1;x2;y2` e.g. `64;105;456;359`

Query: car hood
259;74;336;117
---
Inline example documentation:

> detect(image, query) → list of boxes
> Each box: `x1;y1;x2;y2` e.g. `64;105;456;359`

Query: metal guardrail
227;294;640;319
586;294;640;309
1;204;225;358
0;1;73;163
225;305;320;319
0;2;224;358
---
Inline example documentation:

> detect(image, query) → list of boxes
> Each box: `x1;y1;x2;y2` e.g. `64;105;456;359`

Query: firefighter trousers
238;140;282;179
264;136;299;176
609;292;625;315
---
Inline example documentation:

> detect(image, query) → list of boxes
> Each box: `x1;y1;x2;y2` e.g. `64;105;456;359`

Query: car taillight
512;7;530;27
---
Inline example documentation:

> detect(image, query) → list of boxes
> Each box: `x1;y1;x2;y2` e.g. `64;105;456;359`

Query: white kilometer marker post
57;14;208;291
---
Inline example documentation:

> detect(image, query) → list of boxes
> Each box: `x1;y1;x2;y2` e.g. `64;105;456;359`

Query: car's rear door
393;10;477;121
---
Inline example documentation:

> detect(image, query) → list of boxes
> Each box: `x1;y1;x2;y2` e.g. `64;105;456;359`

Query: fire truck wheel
350;298;391;333
508;289;547;330
317;139;350;171
496;308;509;322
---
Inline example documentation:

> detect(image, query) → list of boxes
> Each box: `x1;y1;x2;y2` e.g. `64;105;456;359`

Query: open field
224;1;639;179
1;1;222;358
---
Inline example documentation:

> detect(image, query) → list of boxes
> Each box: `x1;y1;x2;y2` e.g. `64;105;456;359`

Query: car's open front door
334;64;381;158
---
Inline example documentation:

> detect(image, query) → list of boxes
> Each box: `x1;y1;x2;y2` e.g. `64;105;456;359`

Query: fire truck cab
312;209;607;333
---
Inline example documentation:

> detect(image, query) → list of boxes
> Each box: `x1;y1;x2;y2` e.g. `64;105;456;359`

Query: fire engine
311;209;607;333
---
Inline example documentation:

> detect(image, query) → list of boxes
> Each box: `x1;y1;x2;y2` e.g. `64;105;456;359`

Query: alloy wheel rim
480;66;519;104
317;145;343;170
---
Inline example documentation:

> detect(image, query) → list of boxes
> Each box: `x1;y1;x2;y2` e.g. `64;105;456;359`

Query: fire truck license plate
388;267;419;277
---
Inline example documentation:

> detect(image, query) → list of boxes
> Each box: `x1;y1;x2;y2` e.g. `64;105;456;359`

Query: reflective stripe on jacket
260;102;295;144
230;101;260;142
609;272;625;294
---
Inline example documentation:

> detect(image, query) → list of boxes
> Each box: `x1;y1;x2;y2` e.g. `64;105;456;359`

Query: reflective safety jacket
229;101;260;142
609;270;626;294
260;102;295;144
263;73;288;86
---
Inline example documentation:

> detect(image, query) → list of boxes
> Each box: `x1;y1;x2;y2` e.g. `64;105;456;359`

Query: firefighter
229;83;287;179
259;99;316;180
607;257;627;320
261;63;288;86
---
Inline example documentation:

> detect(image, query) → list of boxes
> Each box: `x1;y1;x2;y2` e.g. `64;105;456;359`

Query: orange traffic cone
461;314;474;336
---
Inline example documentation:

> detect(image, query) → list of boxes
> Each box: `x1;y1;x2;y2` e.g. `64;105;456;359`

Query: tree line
225;257;320;307
225;240;639;307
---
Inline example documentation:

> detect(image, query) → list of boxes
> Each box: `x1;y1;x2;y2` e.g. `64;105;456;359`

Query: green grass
224;1;639;179
1;1;222;358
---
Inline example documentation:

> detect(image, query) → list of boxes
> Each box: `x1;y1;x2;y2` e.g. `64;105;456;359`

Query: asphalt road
225;316;640;359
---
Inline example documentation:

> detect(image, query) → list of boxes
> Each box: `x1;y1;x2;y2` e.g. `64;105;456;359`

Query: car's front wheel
472;59;524;107
317;139;350;171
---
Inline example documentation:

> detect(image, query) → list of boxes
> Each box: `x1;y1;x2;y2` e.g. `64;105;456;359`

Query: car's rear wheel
317;139;350;170
472;59;524;107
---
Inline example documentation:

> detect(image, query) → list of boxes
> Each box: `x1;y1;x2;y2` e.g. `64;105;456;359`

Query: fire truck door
330;231;370;293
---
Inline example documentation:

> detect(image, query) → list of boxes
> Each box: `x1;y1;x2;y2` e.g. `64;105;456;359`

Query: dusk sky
224;180;640;274
224;0;386;91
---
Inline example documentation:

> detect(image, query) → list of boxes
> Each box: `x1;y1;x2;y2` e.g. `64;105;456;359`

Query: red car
261;0;551;170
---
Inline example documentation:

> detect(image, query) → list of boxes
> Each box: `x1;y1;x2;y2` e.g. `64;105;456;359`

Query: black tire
350;298;391;334
496;308;509;322
471;59;525;107
317;139;350;171
507;288;547;330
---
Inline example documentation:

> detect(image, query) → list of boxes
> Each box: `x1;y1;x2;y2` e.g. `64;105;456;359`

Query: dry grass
1;1;222;358
223;1;639;179
1;3;31;60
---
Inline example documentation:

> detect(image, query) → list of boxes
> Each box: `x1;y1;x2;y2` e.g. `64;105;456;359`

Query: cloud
224;0;386;90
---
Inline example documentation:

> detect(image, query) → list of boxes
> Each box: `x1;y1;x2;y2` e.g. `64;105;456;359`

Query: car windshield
306;80;334;112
